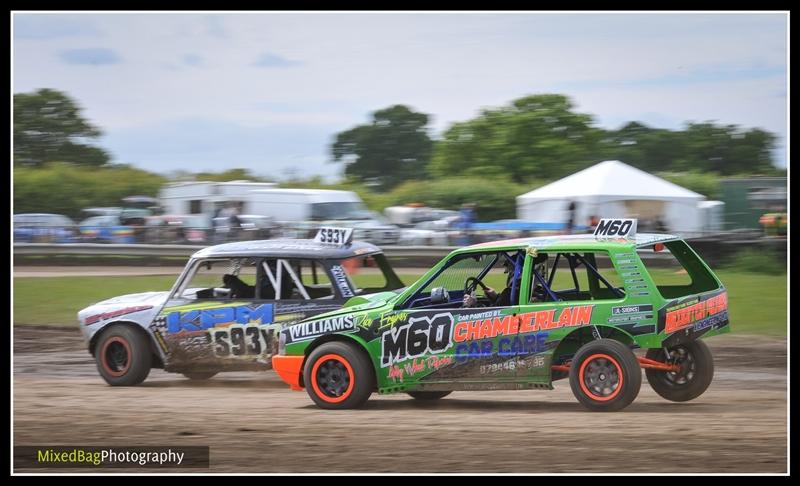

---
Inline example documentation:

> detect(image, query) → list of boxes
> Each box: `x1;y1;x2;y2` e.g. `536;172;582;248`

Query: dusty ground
13;326;787;473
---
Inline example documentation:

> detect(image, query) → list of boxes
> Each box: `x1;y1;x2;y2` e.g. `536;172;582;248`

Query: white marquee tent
516;160;714;235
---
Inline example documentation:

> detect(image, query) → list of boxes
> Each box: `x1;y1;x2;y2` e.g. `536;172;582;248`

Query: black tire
182;371;218;380
645;340;714;402
304;341;374;410
95;325;152;386
407;391;452;400
569;338;641;412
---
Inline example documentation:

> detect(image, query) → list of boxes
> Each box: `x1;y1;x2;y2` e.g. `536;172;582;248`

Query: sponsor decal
85;306;153;325
455;332;549;362
612;304;653;315
387;355;453;382
693;312;728;332
608;314;654;324
479;355;545;375
376;311;409;330
453;305;593;343
166;304;273;333
454;309;503;322
380;313;454;367
287;315;356;342
664;292;728;334
329;265;354;298
153;330;169;354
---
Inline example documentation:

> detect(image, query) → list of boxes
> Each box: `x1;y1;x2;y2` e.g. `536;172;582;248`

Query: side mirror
429;287;450;305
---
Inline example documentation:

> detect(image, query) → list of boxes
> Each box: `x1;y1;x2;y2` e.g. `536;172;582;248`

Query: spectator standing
458;203;476;244
566;201;577;234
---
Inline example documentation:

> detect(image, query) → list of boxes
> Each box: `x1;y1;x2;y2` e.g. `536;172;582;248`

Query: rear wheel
304;342;374;409
569;339;641;412
645;340;714;402
95;325;152;386
407;391;452;400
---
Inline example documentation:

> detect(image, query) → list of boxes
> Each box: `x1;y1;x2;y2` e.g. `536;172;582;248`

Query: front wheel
95;325;152;386
304;342;374;410
645;340;714;402
569;339;641;412
407;391;452;400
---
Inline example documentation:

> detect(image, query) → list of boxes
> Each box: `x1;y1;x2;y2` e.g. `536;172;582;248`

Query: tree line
13;89;783;221
333;94;780;191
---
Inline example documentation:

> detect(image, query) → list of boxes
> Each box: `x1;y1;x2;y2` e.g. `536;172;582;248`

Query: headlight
278;330;286;355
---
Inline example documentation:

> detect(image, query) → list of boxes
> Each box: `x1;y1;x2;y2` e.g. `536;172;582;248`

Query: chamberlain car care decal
377;305;594;369
166;304;274;333
84;305;153;325
659;290;729;334
380;313;454;367
287;315;357;343
329;264;354;298
455;332;550;363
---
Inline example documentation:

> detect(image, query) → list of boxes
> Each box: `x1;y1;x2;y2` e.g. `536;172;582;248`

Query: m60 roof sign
594;219;637;239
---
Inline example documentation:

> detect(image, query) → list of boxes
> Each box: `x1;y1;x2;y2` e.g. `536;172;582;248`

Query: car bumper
271;355;305;391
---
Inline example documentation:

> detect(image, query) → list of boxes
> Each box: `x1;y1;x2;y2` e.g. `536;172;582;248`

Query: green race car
272;219;730;411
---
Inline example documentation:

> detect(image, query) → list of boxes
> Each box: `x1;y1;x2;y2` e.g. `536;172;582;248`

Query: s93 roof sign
593;219;637;239
314;227;354;246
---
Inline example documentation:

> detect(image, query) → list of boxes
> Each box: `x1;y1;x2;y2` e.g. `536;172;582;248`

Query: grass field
13;270;786;336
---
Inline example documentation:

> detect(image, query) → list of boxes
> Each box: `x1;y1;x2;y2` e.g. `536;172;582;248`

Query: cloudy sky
13;12;788;180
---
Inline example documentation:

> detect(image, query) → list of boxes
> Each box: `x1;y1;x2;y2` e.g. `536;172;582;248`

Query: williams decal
287;315;356;342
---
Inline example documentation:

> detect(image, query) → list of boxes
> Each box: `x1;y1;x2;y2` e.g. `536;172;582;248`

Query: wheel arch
89;320;164;368
550;325;636;379
300;333;375;389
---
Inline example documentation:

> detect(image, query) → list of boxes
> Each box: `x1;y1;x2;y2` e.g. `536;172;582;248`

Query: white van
247;188;365;221
247;189;400;245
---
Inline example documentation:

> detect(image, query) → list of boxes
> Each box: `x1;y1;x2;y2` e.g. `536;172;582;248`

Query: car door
515;249;626;384
378;251;524;387
156;257;269;370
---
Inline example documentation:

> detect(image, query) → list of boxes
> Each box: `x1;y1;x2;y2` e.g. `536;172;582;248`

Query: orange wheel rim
579;353;624;401
101;336;131;377
310;354;355;403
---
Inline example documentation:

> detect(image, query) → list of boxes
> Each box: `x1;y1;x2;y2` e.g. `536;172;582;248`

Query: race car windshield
311;202;372;220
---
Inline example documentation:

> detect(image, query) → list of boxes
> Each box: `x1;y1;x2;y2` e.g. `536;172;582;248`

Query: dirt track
13;326;787;473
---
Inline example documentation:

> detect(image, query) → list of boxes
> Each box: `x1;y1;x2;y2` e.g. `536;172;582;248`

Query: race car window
403;252;502;308
529;251;624;303
288;259;337;299
258;259;310;300
422;253;497;294
179;258;258;300
338;256;388;295
639;240;719;299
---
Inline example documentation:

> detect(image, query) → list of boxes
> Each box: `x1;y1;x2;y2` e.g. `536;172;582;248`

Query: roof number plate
594;219;637;239
314;227;354;246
